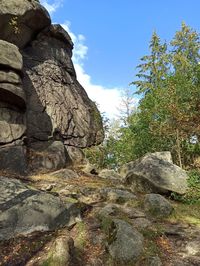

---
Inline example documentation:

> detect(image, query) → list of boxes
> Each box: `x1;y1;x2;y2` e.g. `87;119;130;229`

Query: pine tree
132;31;170;94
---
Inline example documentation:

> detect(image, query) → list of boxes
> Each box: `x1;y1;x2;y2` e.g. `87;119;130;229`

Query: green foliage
171;170;200;204
131;22;200;167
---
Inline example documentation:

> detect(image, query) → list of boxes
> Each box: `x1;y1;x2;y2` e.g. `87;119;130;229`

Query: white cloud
61;22;123;119
41;0;63;15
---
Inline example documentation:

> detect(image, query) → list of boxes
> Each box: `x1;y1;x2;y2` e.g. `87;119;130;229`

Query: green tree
130;24;200;167
132;31;170;94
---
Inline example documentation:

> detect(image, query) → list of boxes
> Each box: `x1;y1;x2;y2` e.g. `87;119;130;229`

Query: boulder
49;168;79;179
0;105;26;144
0;40;23;71
100;187;136;203
144;194;174;217
120;151;173;178
0;0;51;48
26;233;74;266
124;152;188;194
0;145;27;175
0;177;81;240
0;70;22;84
23;24;104;148
107;219;143;265
28;141;71;173
99;169;122;179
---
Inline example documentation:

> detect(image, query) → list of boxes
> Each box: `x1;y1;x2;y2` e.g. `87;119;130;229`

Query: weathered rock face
23;24;103;148
124;152;189;195
0;1;104;174
28;141;71;173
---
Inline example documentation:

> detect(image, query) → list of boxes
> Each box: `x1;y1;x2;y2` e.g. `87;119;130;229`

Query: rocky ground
0;167;200;266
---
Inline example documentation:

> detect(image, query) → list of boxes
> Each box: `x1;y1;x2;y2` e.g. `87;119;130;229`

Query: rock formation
0;0;104;175
123;151;189;194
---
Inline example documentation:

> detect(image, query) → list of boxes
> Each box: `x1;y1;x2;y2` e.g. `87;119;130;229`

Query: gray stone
120;205;146;219
26;231;74;266
49;168;79;179
100;188;136;203
147;256;163;266
124;152;188;194
0;0;51;48
0;83;26;109
38;24;73;50
0;70;22;84
107;219;143;265
0;177;82;240
120;151;173;178
28;141;70;173
144;194;174;217
0;40;23;71
0;145;27;175
99;169;122;179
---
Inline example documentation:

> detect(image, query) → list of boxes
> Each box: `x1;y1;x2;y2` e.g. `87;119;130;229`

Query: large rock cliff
0;0;104;175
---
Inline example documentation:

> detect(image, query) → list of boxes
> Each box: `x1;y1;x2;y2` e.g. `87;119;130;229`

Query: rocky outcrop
124;152;189;194
0;0;104;175
0;0;51;48
23;24;103;148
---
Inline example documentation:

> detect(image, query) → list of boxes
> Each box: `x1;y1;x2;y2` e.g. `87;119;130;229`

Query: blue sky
41;0;200;118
